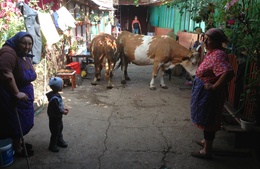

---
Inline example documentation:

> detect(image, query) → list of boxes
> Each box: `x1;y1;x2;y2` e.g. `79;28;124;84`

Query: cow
117;31;200;90
89;33;120;89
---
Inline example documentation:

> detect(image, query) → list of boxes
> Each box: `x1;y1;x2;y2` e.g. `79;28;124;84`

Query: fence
227;54;259;121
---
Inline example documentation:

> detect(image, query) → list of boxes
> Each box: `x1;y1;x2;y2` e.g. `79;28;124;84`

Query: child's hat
49;77;63;91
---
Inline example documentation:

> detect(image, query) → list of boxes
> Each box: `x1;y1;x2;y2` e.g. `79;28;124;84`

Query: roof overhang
91;0;115;10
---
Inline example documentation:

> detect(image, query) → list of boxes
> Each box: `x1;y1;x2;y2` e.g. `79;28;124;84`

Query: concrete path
5;65;257;169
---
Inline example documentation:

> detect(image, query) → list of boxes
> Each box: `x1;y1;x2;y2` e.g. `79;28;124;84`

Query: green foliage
75;8;86;22
222;0;260;65
167;0;259;65
0;0;54;47
71;41;79;51
220;0;260;116
169;0;260;116
27;1;53;13
89;14;101;22
167;0;217;30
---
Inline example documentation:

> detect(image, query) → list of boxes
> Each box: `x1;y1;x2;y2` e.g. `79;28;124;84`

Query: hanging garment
56;6;76;31
38;12;60;45
52;12;60;30
16;2;42;64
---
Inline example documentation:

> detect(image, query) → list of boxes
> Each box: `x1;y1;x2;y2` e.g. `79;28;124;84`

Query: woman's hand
204;83;214;90
15;92;28;101
205;71;234;91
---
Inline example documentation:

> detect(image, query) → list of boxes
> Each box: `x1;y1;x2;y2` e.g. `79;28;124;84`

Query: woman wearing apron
190;28;234;159
0;32;37;157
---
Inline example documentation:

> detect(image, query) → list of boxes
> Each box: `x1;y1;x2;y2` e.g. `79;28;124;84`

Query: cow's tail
115;51;123;70
115;59;122;70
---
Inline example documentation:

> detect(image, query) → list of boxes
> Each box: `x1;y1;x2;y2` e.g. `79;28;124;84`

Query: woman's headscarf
3;31;34;58
205;28;229;44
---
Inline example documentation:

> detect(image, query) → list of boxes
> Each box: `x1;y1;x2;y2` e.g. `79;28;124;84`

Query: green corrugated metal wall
148;2;205;34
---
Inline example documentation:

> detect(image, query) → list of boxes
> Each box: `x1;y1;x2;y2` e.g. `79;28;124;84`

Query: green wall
148;5;205;34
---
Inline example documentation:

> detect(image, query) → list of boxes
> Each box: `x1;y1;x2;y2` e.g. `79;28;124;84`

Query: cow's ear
182;57;189;61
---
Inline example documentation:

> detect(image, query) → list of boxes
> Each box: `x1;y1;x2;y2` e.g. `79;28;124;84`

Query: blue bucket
0;139;14;167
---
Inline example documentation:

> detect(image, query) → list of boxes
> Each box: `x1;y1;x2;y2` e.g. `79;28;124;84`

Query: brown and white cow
117;31;200;90
90;33;120;89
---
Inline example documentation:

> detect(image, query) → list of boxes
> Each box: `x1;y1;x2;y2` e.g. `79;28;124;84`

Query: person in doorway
0;32;37;157
190;28;234;159
132;16;142;34
46;77;69;152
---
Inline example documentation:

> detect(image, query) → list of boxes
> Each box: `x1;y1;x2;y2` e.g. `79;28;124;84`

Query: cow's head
183;51;200;64
180;51;200;76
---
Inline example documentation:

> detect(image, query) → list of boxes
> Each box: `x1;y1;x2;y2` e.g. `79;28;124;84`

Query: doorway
115;5;148;35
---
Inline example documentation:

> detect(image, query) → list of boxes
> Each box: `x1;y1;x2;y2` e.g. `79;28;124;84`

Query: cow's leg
150;63;168;90
97;65;102;81
149;77;156;90
125;62;130;81
121;62;130;84
91;64;101;85
149;64;160;90
107;61;114;89
91;76;98;85
120;55;126;84
160;67;168;89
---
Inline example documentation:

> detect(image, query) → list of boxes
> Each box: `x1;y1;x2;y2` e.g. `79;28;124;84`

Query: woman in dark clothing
190;28;234;159
46;77;69;152
0;32;37;157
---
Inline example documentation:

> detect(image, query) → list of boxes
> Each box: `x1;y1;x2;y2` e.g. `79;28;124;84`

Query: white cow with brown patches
118;31;199;90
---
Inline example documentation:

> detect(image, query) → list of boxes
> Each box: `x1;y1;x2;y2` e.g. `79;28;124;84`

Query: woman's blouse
196;49;233;84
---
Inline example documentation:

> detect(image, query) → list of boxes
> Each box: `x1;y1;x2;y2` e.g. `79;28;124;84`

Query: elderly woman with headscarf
0;32;37;157
190;28;234;159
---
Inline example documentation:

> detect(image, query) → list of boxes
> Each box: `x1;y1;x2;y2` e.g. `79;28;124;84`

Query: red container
66;62;81;74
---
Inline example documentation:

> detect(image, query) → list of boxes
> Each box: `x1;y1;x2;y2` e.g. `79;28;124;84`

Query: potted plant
76;35;85;47
192;16;202;23
68;41;78;56
75;8;86;25
90;14;101;23
240;116;256;131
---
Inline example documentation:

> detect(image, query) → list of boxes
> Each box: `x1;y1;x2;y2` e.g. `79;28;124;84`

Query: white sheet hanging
56;6;76;31
38;12;60;45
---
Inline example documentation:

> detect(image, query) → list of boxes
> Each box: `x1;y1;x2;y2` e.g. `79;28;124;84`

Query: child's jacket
46;91;65;119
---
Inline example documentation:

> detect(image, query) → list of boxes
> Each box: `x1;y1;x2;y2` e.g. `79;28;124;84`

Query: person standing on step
132;16;142;34
46;77;69;152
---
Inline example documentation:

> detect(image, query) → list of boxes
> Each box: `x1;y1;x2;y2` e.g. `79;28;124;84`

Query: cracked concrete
5;64;257;169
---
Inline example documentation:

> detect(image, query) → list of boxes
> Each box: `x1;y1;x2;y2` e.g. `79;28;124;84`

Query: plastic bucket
240;118;255;131
86;64;95;75
66;62;81;74
0;139;14;167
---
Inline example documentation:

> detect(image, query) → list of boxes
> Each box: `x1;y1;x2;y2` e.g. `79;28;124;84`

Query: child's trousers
49;118;64;148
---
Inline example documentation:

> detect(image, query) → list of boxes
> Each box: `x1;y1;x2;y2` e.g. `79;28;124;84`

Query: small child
46;77;69;152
